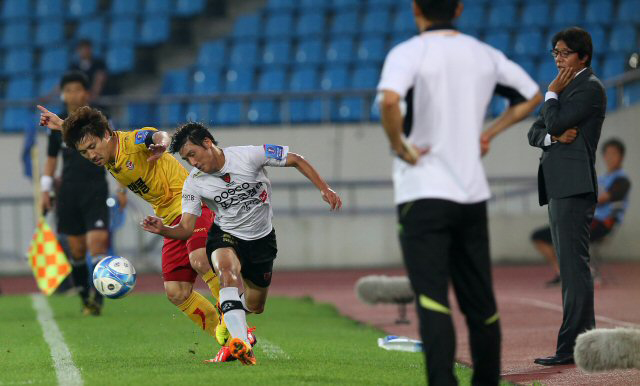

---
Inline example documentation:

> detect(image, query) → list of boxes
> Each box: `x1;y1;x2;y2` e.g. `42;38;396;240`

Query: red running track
3;263;640;385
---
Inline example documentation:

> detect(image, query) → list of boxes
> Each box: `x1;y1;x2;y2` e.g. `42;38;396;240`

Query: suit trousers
398;199;500;386
548;193;596;355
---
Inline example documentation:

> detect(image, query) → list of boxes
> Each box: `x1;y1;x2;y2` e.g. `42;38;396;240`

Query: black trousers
398;199;500;386
548;193;596;355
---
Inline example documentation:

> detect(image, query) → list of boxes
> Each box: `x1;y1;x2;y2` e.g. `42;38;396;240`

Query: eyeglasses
550;49;577;58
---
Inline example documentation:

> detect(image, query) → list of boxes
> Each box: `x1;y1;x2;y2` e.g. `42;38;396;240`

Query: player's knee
218;267;241;287
166;287;191;306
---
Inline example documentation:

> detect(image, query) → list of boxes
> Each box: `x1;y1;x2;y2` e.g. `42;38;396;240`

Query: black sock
70;259;90;305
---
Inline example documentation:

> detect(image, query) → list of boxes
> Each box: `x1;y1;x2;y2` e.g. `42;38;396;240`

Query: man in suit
528;27;606;366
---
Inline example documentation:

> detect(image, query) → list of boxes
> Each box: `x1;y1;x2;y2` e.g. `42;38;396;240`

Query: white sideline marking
510;297;640;329
31;295;83;386
258;338;291;360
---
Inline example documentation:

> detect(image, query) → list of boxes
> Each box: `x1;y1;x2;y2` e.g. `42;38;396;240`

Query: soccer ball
93;256;137;299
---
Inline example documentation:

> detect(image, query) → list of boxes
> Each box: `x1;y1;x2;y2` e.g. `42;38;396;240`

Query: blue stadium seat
6;77;35;100
488;4;516;28
331;0;360;10
109;18;137;44
230;40;259;65
361;10;390;34
35;21;64;47
161;69;190;95
513;30;543;57
351;66;380;89
512;56;536;77
484;31;512;55
40;47;68;74
144;0;172;15
262;39;291;65
609;25;637;53
111;0;140;15
193;69;222;94
38;74;63;96
289;67;319;91
296;12;325;37
536;60;558;86
326;37;355;63
159;103;185;126
330;10;359;36
288;98;323;123
622;81;640;107
36;0;64;18
552;1;582;28
185;102;216;123
264;13;294;38
139;16;171;45
2;108;33;132
488;95;508;118
601;54;627;79
265;0;295;11
5;49;33;75
247;100;279;124
617;0;640;23
392;9;415;33
295;38;324;65
521;3;550;28
320;65;349;90
606;87;617;111
197;40;226;68
367;0;396;9
127;103;158;127
390;31;415;48
457;4;485;29
216;101;243;125
300;0;329;10
224;67;255;93
232;13;262;40
257;68;287;92
175;0;206;16
76;17;106;45
1;22;31;48
332;98;364;122
358;37;386;63
106;45;135;74
68;0;98;19
585;25;607;53
585;0;613;24
1;0;30;20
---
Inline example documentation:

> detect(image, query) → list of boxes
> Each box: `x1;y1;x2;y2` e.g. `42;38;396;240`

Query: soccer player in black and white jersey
141;122;341;365
378;0;542;384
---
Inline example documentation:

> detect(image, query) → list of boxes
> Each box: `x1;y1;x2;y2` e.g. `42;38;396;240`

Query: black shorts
531;219;613;245
56;180;110;236
206;224;277;288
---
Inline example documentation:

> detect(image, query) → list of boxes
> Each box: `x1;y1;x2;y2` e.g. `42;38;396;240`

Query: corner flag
27;217;71;295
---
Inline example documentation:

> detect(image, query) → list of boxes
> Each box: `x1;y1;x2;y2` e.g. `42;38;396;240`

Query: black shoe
534;354;574;366
545;275;561;287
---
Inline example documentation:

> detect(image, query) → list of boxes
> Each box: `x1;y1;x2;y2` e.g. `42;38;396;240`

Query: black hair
60;71;90;90
62;106;112;149
414;0;459;23
169;122;218;154
552;27;593;67
601;138;625;157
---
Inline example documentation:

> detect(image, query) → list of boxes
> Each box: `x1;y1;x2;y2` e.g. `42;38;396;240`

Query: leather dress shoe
534;354;575;366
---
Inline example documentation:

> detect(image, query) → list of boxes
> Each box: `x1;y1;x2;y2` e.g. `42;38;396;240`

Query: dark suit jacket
528;68;606;206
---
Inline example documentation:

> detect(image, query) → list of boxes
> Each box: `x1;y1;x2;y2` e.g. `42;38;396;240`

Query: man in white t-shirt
141;122;341;365
378;0;542;384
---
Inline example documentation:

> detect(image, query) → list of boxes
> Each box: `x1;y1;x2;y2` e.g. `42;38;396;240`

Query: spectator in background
69;40;107;100
531;138;631;286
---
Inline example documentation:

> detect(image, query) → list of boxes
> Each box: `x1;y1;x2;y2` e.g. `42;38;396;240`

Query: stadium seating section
0;0;638;129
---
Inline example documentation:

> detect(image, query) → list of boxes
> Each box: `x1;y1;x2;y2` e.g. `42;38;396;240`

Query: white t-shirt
181;145;289;240
377;29;539;205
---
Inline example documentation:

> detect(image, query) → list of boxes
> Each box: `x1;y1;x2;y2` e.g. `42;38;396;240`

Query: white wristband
41;175;53;192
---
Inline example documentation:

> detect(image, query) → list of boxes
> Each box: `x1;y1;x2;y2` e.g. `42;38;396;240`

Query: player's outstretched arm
285;153;342;211
37;105;64;131
147;131;172;163
140;212;197;240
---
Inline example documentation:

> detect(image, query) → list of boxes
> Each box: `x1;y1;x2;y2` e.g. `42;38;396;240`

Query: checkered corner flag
27;216;71;295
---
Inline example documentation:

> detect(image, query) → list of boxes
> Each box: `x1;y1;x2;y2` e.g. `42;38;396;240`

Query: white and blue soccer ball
93;256;137;299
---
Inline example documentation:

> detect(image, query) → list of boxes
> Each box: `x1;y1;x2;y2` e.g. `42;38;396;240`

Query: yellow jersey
105;128;187;225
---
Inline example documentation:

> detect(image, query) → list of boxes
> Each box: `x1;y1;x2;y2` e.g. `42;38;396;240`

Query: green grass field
0;293;513;385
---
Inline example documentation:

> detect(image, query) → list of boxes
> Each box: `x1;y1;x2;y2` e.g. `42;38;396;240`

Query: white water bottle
377;335;423;352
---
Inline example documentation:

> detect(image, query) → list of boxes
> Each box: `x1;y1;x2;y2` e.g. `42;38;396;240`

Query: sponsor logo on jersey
221;173;231;184
126;161;134;170
264;144;284;160
128;178;150;196
182;193;197;201
213;182;265;210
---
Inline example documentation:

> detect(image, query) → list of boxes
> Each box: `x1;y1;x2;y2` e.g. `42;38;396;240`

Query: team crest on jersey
221;173;231;183
126;161;134;170
264;144;284;160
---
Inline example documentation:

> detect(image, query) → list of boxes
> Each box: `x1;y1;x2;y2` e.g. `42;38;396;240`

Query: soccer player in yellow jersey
37;105;233;360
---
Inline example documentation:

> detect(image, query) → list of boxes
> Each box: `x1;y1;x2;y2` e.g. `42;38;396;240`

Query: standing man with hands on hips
528;27;606;366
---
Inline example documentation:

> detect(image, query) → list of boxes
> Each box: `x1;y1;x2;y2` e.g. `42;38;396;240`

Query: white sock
219;287;249;343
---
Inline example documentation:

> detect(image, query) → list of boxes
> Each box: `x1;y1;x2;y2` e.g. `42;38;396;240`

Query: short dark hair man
69;39;107;100
378;0;542;384
528;26;607;366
